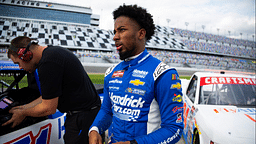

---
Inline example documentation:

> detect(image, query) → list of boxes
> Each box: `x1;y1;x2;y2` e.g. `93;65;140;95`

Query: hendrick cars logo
110;92;145;121
110;93;145;108
4;123;52;144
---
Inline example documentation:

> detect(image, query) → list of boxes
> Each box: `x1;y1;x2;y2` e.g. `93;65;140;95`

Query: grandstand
0;0;255;73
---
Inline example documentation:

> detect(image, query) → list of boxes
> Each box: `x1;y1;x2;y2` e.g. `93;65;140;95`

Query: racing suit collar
122;49;149;70
124;52;143;62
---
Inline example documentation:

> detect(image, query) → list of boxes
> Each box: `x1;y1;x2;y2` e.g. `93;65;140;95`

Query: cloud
50;0;255;41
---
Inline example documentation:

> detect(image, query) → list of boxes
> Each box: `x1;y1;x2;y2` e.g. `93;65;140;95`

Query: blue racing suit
90;49;183;144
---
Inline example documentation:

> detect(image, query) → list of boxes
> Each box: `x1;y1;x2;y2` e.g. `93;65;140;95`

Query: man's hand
2;106;26;128
89;130;102;144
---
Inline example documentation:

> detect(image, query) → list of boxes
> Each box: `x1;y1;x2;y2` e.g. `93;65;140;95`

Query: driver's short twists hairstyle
113;4;155;41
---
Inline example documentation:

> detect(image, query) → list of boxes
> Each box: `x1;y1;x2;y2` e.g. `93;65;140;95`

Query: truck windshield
199;77;256;106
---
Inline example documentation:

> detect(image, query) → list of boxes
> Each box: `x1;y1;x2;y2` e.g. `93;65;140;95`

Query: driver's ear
138;28;146;40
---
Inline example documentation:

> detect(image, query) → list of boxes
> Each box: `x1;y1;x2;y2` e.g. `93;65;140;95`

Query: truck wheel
192;129;199;144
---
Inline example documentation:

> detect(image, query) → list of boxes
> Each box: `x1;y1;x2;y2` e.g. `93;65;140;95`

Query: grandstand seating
0;18;115;51
0;17;255;72
169;27;255;48
148;50;254;71
154;26;255;58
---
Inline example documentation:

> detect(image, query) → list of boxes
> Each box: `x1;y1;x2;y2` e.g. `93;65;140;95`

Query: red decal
244;114;256;122
213;109;219;113
4;123;52;144
112;70;125;78
183;103;190;129
224;108;229;112
172;74;177;80
200;77;256;86
213;108;237;113
172;106;183;113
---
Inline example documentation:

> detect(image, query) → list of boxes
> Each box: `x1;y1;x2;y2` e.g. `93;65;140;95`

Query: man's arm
2;96;58;128
135;69;184;144
20;96;42;109
23;97;58;117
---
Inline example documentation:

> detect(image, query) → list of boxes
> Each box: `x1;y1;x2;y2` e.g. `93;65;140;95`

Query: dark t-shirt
37;46;101;113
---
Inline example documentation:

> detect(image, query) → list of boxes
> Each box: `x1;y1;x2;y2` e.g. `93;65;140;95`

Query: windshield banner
200;77;256;86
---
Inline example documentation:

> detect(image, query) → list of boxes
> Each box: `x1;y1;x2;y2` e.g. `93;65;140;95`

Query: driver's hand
89;130;102;144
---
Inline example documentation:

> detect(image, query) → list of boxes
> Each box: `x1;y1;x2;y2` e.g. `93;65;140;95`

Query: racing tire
192;129;199;144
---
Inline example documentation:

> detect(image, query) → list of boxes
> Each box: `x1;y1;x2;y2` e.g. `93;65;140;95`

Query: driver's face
10;55;36;73
113;16;142;60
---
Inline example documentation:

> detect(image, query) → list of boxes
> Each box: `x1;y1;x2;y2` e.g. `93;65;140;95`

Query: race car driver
89;4;184;144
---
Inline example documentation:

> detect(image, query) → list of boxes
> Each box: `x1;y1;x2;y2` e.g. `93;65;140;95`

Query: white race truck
182;72;255;144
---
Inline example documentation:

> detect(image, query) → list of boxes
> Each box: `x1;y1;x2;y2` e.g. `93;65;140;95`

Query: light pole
202;25;205;33
185;22;189;30
253;35;255;49
166;19;171;27
217;28;220;36
240;33;243;40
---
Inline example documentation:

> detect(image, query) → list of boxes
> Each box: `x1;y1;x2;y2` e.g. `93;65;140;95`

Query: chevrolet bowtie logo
129;79;145;86
171;82;181;89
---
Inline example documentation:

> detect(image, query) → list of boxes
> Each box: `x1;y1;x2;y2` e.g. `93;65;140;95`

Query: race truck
182;72;256;144
0;60;67;144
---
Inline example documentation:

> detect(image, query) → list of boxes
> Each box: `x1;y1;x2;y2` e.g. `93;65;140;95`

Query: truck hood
195;105;255;140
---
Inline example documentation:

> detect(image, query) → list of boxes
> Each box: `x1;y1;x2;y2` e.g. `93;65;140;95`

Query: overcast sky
50;0;255;41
